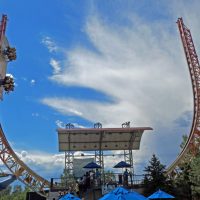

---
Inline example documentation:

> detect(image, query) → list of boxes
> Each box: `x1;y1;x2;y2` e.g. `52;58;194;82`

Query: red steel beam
166;18;200;174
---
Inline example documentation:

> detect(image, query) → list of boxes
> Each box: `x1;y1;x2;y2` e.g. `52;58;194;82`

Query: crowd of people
2;75;14;93
77;169;101;194
3;46;16;61
56;169;101;198
56;168;133;199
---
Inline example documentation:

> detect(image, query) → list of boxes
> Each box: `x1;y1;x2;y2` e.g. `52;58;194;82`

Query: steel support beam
64;123;74;177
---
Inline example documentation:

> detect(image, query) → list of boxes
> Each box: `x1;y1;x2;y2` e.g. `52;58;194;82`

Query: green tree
189;153;200;199
104;170;115;183
143;154;173;196
170;134;192;199
60;168;75;189
0;185;29;200
0;186;11;199
174;162;192;200
180;134;188;149
173;135;200;200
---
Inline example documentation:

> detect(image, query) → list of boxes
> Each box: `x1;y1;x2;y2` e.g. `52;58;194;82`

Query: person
123;169;129;186
4;46;16;61
78;177;84;195
75;181;80;197
95;169;101;186
89;170;95;186
82;175;87;192
129;170;133;186
85;172;90;189
118;174;123;185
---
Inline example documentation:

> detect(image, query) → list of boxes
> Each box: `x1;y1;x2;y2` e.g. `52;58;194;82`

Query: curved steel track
0;15;199;196
166;18;200;174
0;15;50;196
0;125;50;196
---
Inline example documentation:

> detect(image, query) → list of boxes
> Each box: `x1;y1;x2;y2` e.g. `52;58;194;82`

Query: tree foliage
173;162;192;199
180;134;188;150
104;170;115;183
174;135;200;199
189;154;200;198
143;154;173;196
0;185;29;200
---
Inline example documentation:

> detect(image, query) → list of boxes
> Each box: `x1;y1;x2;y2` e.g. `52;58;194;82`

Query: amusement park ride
0;15;15;99
166;18;200;175
0;14;199;199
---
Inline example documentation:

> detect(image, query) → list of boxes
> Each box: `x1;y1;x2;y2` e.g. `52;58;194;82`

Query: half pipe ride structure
0;14;15;99
166;18;200;174
0;14;200;198
0;14;50;197
0;124;50;196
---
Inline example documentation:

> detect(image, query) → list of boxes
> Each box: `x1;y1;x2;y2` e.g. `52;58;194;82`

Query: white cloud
42;36;58;53
55;120;86;129
32;112;39;117
42;98;83;116
30;79;36;86
74;151;93;158
50;58;61;74
14;150;65;178
11;150;121;179
13;150;133;177
55;119;65;128
18;78;36;86
40;1;200;173
42;15;193;127
72;123;86;128
21;77;27;81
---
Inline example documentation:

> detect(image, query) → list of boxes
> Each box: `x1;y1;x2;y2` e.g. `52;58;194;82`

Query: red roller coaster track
0;14;7;43
0;125;50;196
0;15;50;197
166;18;200;174
0;15;199;197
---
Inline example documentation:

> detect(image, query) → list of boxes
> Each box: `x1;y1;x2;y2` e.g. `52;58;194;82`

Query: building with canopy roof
57;122;153;177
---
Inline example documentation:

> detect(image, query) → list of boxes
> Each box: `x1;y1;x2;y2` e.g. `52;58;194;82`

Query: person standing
95;169;101;186
75;181;80;197
123;169;129;186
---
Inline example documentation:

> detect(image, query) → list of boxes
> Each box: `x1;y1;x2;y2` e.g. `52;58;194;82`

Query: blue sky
0;0;200;180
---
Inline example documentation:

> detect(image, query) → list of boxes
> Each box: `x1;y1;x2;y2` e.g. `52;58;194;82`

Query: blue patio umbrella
148;189;175;199
83;161;101;169
99;187;129;200
125;191;148;200
111;187;129;195
59;193;81;200
99;193;117;200
99;186;147;200
113;161;132;168
113;161;132;180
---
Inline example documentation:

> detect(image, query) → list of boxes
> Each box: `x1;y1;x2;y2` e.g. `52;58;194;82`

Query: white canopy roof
57;127;153;152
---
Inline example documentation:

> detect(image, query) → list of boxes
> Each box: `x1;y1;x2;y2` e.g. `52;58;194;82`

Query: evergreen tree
0;186;11;199
104;170;115;183
0;185;29;200
189;153;200;199
174;162;192;200
143;154;173;196
180;134;188;150
174;135;200;199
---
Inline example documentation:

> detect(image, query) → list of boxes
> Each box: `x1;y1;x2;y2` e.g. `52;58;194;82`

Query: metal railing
50;173;144;192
